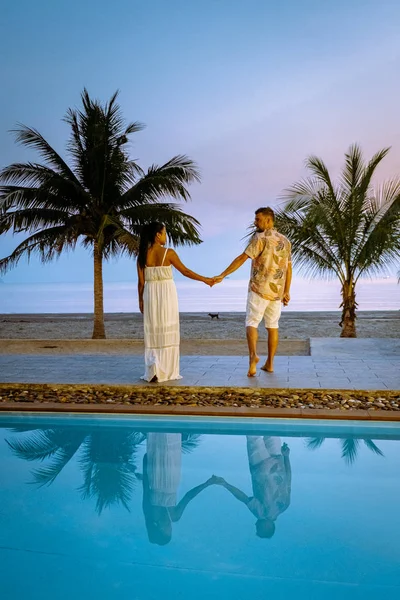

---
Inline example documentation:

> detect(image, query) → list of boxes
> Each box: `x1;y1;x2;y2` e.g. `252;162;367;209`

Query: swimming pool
0;414;399;599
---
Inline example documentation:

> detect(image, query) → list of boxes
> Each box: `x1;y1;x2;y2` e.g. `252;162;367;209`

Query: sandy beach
1;311;398;341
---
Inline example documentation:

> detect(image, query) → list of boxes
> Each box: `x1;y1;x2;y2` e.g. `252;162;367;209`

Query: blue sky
1;0;400;283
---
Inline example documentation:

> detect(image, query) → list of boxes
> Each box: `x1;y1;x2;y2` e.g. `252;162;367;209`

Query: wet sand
0;311;398;340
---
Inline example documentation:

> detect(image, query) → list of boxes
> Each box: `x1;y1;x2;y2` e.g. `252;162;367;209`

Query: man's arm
282;262;292;306
282;443;292;489
219;479;251;505
214;253;249;282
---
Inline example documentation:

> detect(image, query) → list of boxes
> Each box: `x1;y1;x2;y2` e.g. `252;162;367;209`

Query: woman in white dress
137;222;213;383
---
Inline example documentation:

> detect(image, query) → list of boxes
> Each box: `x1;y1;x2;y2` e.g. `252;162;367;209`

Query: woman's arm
137;261;145;314
169;479;214;522
168;249;213;285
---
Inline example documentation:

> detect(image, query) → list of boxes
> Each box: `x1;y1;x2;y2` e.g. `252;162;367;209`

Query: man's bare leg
246;326;259;376
261;328;279;373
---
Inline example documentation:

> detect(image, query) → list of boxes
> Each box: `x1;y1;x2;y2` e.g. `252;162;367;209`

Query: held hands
203;275;224;287
213;275;224;285
204;277;215;287
207;475;226;485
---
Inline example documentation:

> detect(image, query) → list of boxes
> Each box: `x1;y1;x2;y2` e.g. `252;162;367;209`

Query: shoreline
1;311;399;341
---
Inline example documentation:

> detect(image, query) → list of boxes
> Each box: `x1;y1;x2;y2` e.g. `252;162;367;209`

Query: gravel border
0;384;398;412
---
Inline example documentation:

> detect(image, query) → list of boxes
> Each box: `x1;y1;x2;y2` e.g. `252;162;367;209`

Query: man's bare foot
247;355;259;377
261;359;274;373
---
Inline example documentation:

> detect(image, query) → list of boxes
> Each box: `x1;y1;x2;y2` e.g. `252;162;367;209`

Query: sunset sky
1;0;400;283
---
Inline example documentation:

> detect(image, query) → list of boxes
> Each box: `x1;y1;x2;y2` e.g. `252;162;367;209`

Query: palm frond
121;202;202;246
352;179;400;279
339;144;365;193
0;225;78;274
0;207;70;234
10;125;80;185
120;156;200;205
6;428;86;486
6;431;62;461
77;429;145;514
362;439;384;457
181;433;202;454
305;437;326;450
274;206;345;280
340;438;360;465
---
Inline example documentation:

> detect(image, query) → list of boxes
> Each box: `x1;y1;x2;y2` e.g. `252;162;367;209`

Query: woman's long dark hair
137;222;165;269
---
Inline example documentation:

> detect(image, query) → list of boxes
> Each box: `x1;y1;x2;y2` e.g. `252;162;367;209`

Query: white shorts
245;291;282;329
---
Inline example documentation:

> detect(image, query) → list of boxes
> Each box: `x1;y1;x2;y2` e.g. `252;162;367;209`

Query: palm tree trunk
92;241;106;339
339;280;357;338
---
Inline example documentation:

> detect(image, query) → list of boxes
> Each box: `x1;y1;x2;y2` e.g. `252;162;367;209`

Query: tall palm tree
0;89;202;338
306;436;384;465
276;145;400;337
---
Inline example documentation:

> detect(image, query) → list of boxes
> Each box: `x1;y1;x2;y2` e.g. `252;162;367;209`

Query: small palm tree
0;89;201;338
306;436;384;465
276;145;400;336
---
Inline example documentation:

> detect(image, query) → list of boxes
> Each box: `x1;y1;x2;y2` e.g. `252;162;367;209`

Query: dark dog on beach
208;313;219;320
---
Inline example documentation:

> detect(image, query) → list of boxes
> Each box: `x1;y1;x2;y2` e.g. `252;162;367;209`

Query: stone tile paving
0;353;398;390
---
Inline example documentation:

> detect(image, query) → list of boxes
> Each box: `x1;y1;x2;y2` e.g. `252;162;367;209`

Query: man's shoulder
246;230;264;247
274;230;291;245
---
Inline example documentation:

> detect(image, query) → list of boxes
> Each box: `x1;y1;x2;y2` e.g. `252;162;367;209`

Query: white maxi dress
141;249;182;383
146;433;182;507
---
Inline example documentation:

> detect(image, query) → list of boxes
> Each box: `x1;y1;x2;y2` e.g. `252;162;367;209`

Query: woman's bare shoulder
164;248;177;265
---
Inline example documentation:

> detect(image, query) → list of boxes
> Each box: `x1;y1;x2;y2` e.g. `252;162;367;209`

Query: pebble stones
0;385;399;412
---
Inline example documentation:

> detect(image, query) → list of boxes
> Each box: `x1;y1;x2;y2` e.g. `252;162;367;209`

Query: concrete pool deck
0;338;398;391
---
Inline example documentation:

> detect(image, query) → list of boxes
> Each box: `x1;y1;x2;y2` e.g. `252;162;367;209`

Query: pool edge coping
1;402;399;421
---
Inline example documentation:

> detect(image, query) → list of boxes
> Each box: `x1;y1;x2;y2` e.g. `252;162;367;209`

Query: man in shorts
214;207;292;376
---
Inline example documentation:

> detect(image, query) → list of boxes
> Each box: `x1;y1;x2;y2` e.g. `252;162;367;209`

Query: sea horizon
0;277;398;314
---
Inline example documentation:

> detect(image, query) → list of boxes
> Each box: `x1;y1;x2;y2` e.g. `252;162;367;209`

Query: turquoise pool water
0;414;399;599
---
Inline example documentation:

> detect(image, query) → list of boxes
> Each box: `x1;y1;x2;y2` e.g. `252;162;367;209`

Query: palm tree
276;145;400;337
306;436;384;465
0;89;202;338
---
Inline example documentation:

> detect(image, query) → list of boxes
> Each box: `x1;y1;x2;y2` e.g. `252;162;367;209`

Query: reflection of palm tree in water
140;432;214;546
306;437;384;465
214;436;292;539
6;425;145;513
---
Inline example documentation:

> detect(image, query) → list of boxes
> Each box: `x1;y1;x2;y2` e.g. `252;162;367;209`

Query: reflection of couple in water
139;433;291;545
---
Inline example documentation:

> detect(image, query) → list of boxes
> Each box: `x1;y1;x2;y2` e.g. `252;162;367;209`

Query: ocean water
0;277;398;313
0;414;399;599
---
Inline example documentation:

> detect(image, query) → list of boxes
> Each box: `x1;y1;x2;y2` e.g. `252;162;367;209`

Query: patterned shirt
245;229;292;301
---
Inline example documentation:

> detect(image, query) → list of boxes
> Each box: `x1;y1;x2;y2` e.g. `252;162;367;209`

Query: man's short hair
255;207;275;220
